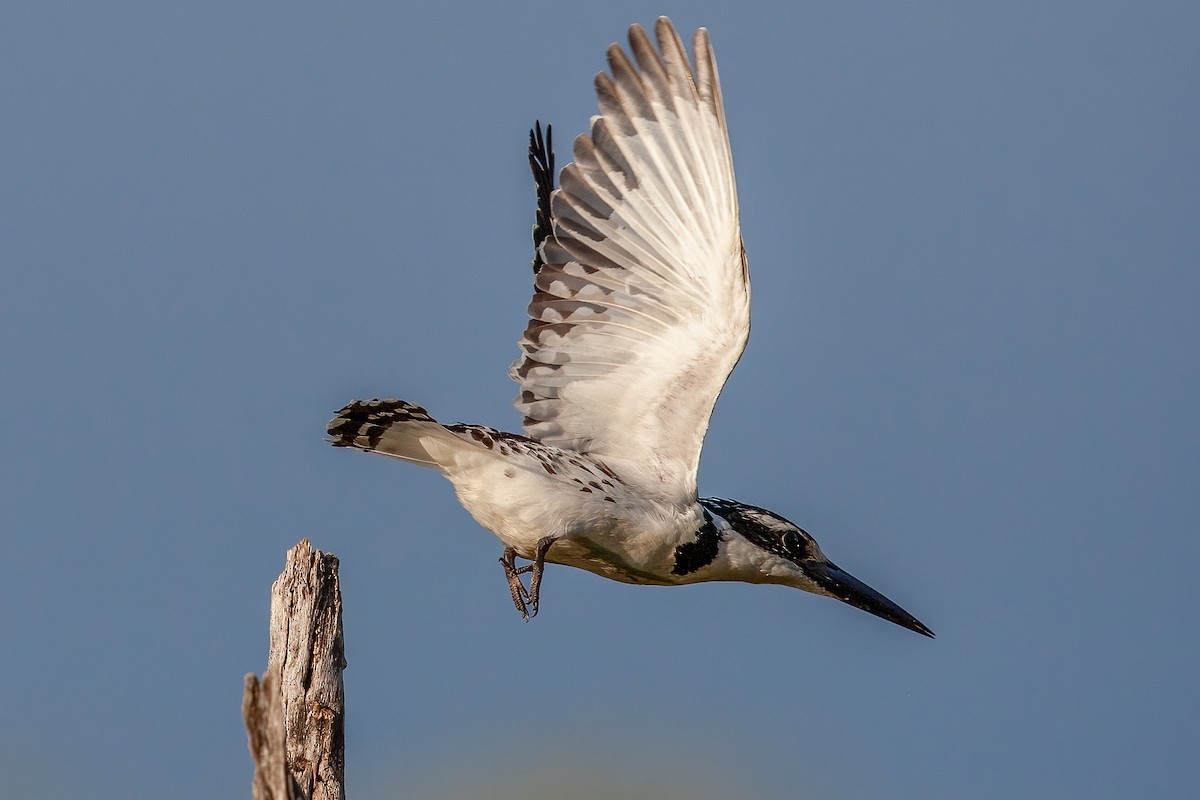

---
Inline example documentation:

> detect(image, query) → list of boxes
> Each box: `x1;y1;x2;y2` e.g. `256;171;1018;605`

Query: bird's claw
499;537;557;621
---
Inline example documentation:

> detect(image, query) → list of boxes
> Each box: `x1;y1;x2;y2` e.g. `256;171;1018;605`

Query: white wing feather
511;18;749;504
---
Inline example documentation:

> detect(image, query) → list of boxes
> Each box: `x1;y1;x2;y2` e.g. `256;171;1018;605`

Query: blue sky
3;2;1197;798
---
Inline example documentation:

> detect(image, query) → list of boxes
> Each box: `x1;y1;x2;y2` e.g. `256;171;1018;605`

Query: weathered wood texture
244;539;347;800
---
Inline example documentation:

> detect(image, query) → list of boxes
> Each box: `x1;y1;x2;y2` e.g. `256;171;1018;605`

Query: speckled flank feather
511;18;748;504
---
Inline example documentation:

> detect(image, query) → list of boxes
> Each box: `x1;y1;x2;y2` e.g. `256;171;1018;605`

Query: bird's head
699;498;934;637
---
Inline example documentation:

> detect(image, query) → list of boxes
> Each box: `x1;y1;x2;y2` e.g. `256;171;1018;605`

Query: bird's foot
498;537;557;620
500;547;531;616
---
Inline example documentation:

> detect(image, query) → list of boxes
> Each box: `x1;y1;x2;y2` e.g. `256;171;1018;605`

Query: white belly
439;448;697;585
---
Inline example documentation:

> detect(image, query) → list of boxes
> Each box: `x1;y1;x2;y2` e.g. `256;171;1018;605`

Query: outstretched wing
511;17;748;502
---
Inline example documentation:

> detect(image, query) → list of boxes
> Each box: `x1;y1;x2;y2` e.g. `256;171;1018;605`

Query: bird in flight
329;17;932;637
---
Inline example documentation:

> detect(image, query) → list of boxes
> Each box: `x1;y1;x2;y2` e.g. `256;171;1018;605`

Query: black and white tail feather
328;399;446;467
327;18;933;636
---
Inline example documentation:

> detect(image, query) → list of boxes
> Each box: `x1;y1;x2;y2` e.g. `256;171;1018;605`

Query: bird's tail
327;399;454;468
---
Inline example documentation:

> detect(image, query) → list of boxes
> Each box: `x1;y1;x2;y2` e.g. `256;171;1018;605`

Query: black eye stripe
700;497;813;561
782;530;810;559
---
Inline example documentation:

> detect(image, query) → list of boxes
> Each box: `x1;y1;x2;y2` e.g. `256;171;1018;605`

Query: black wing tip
528;120;556;274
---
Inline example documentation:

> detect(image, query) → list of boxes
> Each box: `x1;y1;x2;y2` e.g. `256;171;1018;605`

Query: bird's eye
782;530;810;559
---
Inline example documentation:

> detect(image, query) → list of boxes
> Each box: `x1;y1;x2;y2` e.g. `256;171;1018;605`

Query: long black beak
805;560;934;638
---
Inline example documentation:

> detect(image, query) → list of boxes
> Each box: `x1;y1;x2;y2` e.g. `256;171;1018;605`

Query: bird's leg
499;547;531;617
498;537;559;620
524;536;558;618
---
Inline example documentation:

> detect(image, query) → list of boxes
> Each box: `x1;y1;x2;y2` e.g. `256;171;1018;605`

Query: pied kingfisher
329;17;932;637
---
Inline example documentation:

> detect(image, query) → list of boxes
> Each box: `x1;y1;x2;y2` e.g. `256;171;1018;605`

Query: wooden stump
244;539;347;800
